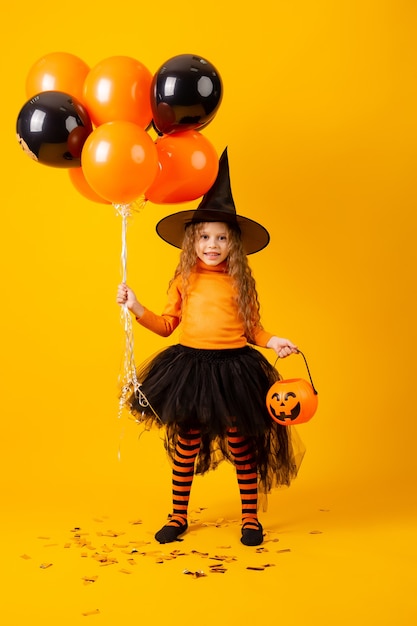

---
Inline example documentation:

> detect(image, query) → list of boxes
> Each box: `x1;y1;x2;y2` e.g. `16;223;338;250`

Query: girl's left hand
267;336;299;358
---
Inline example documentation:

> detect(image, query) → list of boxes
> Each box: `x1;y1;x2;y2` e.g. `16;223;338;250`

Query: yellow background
1;1;416;624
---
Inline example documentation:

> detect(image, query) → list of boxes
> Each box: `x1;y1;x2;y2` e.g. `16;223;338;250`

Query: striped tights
155;427;263;545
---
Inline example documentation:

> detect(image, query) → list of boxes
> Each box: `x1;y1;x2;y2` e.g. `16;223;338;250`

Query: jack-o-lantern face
266;378;318;426
269;391;301;422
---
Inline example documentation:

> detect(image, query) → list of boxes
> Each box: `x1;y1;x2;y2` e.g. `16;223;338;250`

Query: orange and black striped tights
154;427;264;546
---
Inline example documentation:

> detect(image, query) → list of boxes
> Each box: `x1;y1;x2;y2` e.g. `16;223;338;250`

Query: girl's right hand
116;283;130;306
116;283;144;317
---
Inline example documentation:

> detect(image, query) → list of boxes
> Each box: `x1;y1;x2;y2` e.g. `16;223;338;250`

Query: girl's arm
116;282;181;337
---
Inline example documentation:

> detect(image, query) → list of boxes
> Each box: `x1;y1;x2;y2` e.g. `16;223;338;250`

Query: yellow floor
2;456;416;625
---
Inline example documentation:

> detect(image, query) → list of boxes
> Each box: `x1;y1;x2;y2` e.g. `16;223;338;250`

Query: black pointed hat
156;148;270;254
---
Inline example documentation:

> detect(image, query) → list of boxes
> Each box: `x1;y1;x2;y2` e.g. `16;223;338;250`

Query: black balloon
16;91;92;168
151;54;223;135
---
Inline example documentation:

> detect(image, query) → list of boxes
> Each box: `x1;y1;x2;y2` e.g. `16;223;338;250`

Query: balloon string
114;201;160;430
120;207;128;283
115;203;150;421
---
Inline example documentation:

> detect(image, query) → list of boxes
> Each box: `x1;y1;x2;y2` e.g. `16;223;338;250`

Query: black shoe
155;519;188;544
241;520;264;546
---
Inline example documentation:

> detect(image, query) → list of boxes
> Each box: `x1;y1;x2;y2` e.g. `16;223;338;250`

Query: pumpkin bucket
266;351;318;426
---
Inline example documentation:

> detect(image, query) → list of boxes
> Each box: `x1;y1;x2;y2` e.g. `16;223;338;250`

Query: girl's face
195;222;230;266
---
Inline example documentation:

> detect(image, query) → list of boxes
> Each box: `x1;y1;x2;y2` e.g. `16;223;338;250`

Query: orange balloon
81;121;158;204
68;168;111;204
145;131;218;204
25;52;90;104
83;55;153;128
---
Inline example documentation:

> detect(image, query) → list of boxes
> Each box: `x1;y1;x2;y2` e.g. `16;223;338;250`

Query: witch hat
156;148;270;254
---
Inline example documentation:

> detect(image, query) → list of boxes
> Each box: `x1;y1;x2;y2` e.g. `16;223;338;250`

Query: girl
117;149;303;546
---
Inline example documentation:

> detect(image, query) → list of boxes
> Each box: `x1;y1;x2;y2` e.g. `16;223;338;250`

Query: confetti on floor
20;507;305;587
82;609;100;617
183;569;207;578
191;550;209;557
82;575;98;585
246;566;265;571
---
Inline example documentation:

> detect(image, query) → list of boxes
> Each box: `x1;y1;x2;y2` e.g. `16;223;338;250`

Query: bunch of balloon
16;51;224;207
146;54;223;204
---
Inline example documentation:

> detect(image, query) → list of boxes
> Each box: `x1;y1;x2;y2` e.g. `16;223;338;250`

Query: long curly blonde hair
169;221;263;343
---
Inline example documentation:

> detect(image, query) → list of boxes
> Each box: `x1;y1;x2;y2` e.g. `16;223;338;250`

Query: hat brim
156;210;270;255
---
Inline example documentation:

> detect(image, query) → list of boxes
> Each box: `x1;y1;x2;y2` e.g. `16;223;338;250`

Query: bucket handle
275;350;318;395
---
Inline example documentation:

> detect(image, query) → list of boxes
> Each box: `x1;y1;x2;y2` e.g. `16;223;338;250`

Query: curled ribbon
114;201;150;421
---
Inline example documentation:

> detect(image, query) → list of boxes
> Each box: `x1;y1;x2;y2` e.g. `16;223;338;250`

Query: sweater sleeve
251;326;274;348
135;278;182;337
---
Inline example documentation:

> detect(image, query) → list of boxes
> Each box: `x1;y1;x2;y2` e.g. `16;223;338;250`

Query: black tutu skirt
126;344;305;497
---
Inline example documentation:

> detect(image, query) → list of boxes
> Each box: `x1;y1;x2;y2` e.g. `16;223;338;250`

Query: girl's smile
195;222;230;266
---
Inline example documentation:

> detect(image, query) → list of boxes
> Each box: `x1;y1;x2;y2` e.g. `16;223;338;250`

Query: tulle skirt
126;344;305;496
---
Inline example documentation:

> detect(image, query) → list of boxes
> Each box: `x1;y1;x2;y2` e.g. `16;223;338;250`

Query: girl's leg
227;427;264;546
155;429;201;544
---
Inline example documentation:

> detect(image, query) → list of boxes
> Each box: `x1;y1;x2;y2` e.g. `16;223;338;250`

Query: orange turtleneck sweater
136;259;273;350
